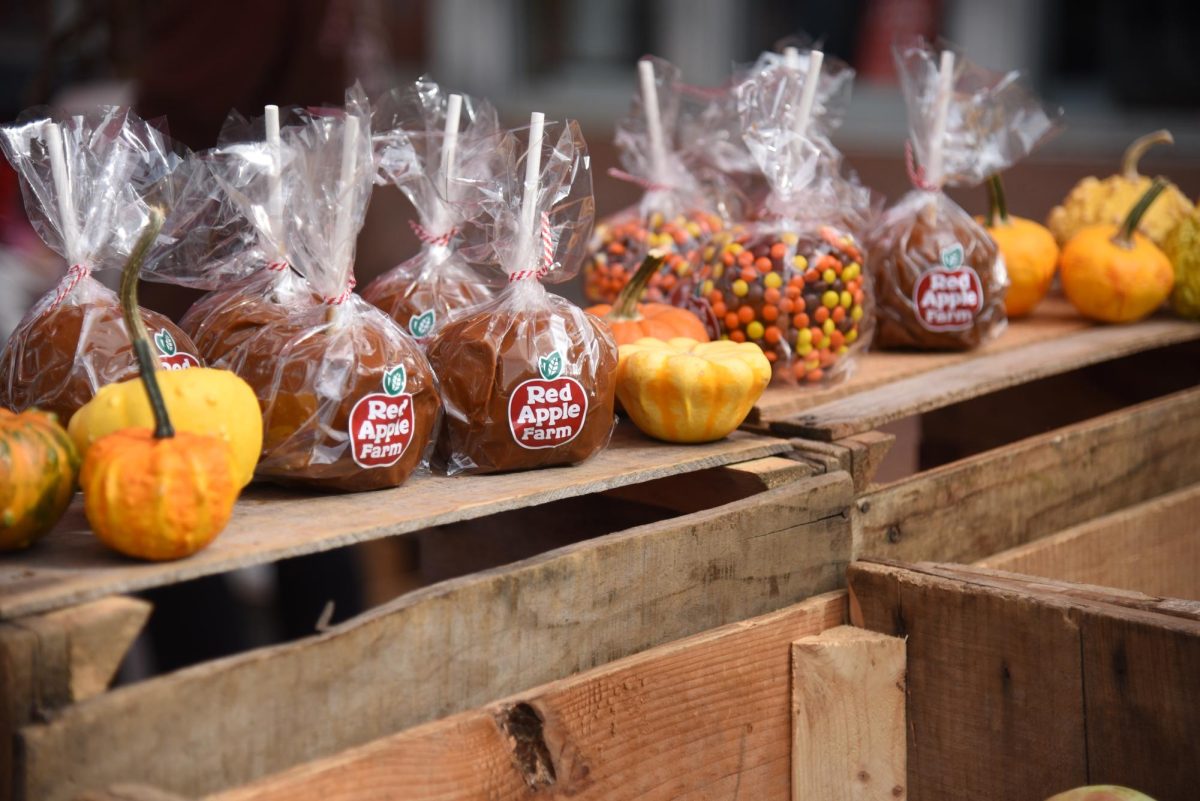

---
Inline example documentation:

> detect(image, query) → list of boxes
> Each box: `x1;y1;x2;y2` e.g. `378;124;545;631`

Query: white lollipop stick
264;104;284;248
516;111;545;274
332;114;361;281
638;59;668;186
783;46;802;69
440;93;463;200
926;50;955;188
793;49;824;139
45;122;82;266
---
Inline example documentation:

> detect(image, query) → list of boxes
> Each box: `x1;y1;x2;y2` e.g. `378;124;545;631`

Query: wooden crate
849;558;1200;801
1;427;857;801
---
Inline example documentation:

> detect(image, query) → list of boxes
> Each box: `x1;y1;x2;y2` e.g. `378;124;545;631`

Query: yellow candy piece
797;342;813;356
746;321;764;340
843;262;860;281
846;329;858;344
798;328;813;344
822;268;837;283
793;255;808;269
851;306;863;321
822;291;839;308
823;318;835;335
702;279;714;295
764;272;783;289
732;279;749;297
840;291;853;308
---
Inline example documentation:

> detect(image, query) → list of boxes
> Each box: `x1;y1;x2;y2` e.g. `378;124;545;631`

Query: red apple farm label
349;365;416;468
913;244;984;331
154;329;201;369
508;350;588;450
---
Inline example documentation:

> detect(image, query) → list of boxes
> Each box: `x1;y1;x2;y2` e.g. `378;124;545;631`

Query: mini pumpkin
981;174;1059;318
0;407;80;551
587;251;710;345
81;211;241;561
1060;179;1175;324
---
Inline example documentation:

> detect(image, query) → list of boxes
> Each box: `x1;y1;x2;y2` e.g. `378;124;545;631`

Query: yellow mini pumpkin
616;337;770;443
70;366;261;487
81;210;241;561
0;408;80;550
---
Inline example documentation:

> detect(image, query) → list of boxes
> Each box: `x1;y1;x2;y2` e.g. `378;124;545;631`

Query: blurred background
0;0;1197;676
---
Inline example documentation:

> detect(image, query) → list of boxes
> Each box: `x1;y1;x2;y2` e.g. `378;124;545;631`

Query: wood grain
849;560;1200;801
17;473;853;801
855;387;1200;564
791;626;906;801
752;296;1100;424
198;592;848;801
978;483;1200;600
0;424;791;620
766;309;1200;439
848;560;1089;801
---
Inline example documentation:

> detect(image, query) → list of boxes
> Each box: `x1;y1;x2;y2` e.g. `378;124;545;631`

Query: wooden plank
17;473;853;801
848;560;1089;801
767;312;1200;440
791;626;906;801
196;593;848;801
601;455;815;514
76;787;191;801
978;483;1200;600
855;387;1200;564
850;560;1200;801
0;424;791;621
752;296;1098;423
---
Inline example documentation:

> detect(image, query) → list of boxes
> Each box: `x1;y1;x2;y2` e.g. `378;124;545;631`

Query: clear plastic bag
426;118;618;475
361;78;504;343
0;109;204;423
869;38;1061;350
582;57;726;304
702;47;875;385
181;86;440;491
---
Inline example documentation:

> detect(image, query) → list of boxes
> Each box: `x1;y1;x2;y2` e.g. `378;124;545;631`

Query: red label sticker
348;365;416;469
913;245;983;331
508;351;587;450
153;329;201;370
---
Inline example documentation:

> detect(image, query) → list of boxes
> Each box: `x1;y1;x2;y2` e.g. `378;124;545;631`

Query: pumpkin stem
119;208;174;439
1113;177;1168;249
1121;130;1173;180
610;250;666;321
985;174;1009;227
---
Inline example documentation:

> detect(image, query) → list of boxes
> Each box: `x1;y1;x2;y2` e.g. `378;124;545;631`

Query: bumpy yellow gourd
0;408;79;550
70;368;261;487
616;337;771;443
1164;205;1200;319
1048;130;1193;247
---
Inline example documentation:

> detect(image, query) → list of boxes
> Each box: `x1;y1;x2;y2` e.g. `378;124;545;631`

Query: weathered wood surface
0;424;791;621
198;593;848;801
18;472;853;801
764;309;1200;440
849;560;1200;801
853;387;1200;564
790;431;896;492
978;483;1200;601
791;626;906;801
0;597;150;801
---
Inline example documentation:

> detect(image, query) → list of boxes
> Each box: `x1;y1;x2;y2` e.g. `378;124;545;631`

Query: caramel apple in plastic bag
868;40;1061;350
0;112;204;424
427;115;617;474
362;79;501;342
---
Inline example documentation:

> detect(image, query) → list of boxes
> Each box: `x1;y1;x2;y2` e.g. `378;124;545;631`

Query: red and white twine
324;277;357;305
266;260;289;272
44;264;91;315
509;212;556;282
408;219;458;247
607;167;673;193
904;140;939;192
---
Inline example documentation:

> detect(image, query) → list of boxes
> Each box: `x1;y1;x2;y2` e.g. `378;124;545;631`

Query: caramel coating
426;283;618;474
0;281;201;424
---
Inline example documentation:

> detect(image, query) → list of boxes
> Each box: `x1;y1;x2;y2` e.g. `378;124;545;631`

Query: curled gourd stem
1122;130;1173;180
1114;177;1168;250
118;208;174;439
610;250;667;321
986;174;1009;228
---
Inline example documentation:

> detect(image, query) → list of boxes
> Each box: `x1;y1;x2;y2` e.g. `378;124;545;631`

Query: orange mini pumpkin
0;407;79;550
81;211;241;561
587;251;710;345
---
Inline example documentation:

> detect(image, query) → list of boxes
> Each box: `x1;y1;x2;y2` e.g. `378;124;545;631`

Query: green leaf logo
383;365;407;397
154;329;177;356
538;351;562;381
941;244;964;270
408;309;436;339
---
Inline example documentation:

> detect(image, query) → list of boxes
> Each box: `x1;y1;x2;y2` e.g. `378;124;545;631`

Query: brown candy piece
426;285;617;474
869;193;1006;350
183;281;439;491
0;278;202;424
